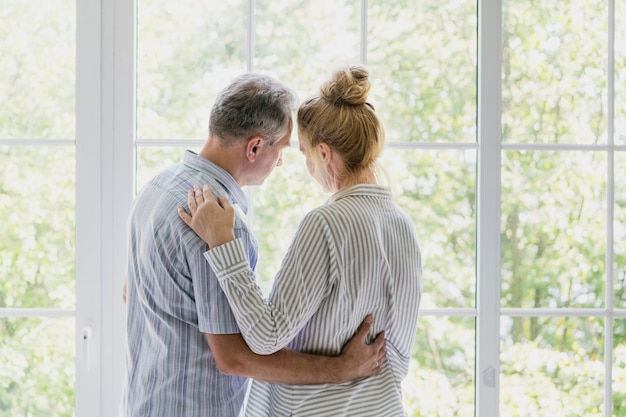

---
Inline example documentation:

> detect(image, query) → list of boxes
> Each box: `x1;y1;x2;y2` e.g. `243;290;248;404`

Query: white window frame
0;0;614;416
75;0;134;414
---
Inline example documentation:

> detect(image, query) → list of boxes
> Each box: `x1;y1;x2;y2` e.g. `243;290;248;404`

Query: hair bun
320;66;371;106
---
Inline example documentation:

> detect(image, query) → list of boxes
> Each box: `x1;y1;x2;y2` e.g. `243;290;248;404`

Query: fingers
354;314;374;341
371;331;386;371
180;184;233;230
177;206;192;226
187;189;197;214
370;330;385;350
354;315;386;375
188;184;215;215
195;184;221;206
374;330;386;359
216;194;233;210
194;185;205;206
202;184;214;202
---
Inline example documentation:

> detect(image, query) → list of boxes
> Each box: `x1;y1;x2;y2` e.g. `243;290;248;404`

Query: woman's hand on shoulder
177;184;236;248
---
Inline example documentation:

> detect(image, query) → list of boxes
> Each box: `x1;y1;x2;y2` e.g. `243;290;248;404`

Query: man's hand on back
335;315;386;382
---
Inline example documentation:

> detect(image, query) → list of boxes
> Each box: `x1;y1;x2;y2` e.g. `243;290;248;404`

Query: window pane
253;147;477;306
616;152;626;308
0;146;75;309
381;149;476;309
0;317;75;416
404;316;475;417
136;145;193;193
0;0;75;139
137;0;247;139
368;1;477;143
617;0;626;145
500;316;604;417
252;148;327;293
502;0;608;144
254;0;360;98
614;319;626;417
501;151;606;308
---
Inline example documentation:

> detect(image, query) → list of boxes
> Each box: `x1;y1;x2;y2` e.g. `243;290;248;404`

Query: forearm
244;349;348;385
205;239;304;354
206;333;352;385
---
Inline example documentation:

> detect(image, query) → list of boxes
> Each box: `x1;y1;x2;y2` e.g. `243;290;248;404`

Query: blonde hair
297;66;385;182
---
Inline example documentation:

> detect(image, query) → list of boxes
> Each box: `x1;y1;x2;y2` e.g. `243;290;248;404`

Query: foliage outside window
1;0;625;416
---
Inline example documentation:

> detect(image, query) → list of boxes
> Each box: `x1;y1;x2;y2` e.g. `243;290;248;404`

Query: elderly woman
179;66;422;416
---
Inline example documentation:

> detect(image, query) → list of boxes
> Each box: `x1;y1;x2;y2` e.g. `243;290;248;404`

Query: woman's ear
318;142;332;166
246;136;263;161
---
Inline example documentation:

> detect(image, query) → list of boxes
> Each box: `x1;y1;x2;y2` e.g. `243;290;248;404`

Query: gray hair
209;73;298;146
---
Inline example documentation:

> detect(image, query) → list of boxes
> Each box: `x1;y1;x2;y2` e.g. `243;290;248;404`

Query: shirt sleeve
190;214;258;335
189;234;241;335
204;211;333;355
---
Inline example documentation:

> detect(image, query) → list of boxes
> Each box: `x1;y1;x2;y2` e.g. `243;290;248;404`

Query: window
1;1;624;416
0;1;77;415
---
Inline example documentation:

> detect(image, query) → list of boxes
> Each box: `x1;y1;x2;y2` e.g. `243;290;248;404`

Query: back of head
209;73;297;145
297;65;385;175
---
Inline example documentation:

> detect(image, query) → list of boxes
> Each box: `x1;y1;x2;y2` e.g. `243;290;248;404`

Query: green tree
1;1;76;415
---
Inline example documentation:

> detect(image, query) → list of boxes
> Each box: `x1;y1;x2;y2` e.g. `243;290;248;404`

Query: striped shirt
120;150;257;417
206;184;422;416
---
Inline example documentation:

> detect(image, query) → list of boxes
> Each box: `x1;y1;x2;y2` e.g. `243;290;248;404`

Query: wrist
209;232;236;248
328;355;350;384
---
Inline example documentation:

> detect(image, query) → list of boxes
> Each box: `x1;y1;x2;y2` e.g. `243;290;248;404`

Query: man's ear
246;136;264;162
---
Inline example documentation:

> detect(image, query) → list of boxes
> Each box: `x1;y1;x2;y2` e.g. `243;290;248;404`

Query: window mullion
75;0;103;414
360;0;367;65
605;2;616;416
100;0;137;415
477;0;503;416
247;0;255;72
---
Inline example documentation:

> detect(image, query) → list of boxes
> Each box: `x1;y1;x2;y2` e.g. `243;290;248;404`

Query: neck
198;137;246;186
335;167;378;191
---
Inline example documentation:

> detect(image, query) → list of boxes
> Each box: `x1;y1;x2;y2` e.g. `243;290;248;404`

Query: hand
122;279;127;304
177;184;236;248
336;315;386;382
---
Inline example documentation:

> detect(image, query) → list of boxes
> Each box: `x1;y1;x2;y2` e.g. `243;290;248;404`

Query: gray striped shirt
120;151;257;417
206;184;422;416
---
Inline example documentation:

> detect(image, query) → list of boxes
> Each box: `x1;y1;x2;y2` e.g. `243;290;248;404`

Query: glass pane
136;145;194;193
0;0;75;139
500;316;604;417
0;317;75;416
382;149;477;309
368;1;477;143
502;0;608;144
403;316;475;417
0;146;75;309
617;0;626;145
616;152;626;308
254;147;477;306
137;0;247;139
614;319;626;417
252;147;328;293
254;0;360;99
501;151;606;308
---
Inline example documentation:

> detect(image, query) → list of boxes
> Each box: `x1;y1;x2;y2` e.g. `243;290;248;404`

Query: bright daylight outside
1;0;625;416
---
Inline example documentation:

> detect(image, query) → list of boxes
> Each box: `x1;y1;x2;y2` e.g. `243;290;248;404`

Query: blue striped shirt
120;150;257;417
206;184;422;416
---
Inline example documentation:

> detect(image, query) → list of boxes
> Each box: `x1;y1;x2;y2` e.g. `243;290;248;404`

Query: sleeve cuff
204;238;249;280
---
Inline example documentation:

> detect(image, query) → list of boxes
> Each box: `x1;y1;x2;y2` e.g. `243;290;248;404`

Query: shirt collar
327;184;392;204
183;150;249;214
